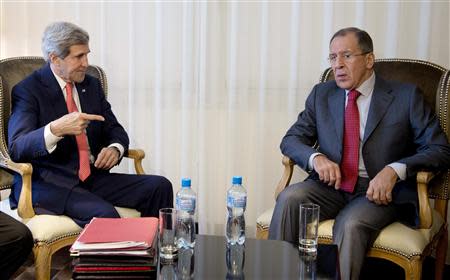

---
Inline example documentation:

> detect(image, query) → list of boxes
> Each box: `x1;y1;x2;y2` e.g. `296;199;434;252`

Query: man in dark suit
8;21;173;227
0;211;33;279
269;27;450;279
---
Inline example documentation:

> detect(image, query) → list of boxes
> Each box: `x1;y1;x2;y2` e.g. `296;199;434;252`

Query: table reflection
299;253;317;279
159;248;195;280
178;248;195;279
158;235;338;279
226;244;245;279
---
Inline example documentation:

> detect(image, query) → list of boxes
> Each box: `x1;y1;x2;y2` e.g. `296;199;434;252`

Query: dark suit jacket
8;63;129;214
281;75;450;226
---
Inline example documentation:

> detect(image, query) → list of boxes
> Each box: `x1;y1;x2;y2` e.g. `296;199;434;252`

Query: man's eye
344;54;352;59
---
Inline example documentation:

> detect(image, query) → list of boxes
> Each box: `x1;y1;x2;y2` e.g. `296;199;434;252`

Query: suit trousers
0;211;33;279
53;172;173;227
268;177;398;280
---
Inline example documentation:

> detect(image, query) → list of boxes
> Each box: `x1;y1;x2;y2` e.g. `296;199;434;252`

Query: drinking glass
298;203;320;254
159;208;178;259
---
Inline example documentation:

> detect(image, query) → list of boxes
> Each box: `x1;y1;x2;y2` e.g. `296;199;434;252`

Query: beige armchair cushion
115;206;141;218
0;199;140;242
256;207;444;258
256;207;274;231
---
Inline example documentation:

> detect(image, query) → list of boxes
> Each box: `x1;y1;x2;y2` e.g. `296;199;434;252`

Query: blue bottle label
176;197;196;212
227;196;246;208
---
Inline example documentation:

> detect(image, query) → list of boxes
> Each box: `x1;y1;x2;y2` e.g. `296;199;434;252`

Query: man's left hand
94;147;120;170
366;166;398;205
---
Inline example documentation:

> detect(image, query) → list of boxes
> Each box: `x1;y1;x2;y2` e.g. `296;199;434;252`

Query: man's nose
334;55;345;67
81;56;89;67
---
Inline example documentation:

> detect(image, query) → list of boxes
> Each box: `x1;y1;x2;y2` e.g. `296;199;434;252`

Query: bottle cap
181;178;191;187
232;176;242;185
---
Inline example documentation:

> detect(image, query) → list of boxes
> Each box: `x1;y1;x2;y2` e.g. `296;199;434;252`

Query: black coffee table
158;235;340;279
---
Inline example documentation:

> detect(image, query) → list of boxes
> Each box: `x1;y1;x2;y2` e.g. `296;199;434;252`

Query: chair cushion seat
25;214;82;242
0;199;141;242
256;207;274;230
257;207;444;258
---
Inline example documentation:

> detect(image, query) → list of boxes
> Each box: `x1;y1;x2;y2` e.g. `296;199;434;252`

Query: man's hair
41;22;89;62
330;27;373;53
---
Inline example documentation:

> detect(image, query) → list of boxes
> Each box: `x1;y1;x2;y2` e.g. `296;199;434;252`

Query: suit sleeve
280;85;320;170
8;83;47;162
397;87;450;176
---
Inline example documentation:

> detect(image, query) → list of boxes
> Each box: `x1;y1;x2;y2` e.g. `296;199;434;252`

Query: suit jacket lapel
75;78;96;144
363;77;394;144
75;81;92;114
329;87;345;147
40;64;69;118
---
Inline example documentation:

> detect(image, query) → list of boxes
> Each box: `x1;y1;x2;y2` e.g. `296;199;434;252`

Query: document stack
70;217;158;279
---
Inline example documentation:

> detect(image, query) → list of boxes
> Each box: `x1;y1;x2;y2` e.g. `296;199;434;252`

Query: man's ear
366;52;375;69
49;53;60;66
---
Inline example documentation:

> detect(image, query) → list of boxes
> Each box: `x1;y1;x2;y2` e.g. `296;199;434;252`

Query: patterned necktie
65;83;91;181
340;89;361;193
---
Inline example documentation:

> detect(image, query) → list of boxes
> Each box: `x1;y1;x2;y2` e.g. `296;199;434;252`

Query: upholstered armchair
0;56;144;280
256;59;450;280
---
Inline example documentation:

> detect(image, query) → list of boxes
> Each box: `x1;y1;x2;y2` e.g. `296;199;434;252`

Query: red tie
340;89;361;193
65;83;91;181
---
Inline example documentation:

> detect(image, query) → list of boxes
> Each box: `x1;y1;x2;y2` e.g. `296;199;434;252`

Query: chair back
320;58;450;210
0;56;108;190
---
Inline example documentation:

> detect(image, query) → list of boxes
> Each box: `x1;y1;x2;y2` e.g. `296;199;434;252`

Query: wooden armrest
416;170;435;229
124;148;146;175
0;159;35;219
274;156;295;200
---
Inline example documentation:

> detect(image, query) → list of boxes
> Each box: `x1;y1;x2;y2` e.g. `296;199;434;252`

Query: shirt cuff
44;123;63;153
308;152;323;171
108;143;124;158
387;162;407;181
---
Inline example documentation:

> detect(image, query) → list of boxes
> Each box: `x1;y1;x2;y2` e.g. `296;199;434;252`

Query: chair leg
33;244;52;280
434;227;448;280
405;257;422;280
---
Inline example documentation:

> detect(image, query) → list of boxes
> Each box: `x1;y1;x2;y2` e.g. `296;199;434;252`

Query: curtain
1;1;449;239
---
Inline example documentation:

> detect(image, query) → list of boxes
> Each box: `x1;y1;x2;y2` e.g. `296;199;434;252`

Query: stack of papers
70;217;158;279
70;217;158;257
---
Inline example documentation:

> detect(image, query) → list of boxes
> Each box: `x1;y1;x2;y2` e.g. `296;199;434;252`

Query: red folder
70;217;158;255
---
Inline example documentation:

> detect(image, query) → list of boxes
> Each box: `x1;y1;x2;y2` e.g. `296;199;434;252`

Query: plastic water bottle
226;176;247;245
176;178;196;249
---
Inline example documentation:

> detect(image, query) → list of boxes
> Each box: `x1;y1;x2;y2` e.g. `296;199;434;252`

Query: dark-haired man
269;27;450;279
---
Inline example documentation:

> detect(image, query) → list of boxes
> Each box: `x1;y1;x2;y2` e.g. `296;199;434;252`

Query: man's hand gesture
50;112;104;136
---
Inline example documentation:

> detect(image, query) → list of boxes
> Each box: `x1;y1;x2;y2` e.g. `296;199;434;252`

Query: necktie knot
348;89;360;101
65;82;73;92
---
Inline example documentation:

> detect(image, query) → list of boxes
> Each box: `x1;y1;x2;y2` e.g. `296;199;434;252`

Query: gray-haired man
8;21;173;227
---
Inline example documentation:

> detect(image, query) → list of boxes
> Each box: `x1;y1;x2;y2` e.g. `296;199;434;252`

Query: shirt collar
345;71;376;97
50;67;71;91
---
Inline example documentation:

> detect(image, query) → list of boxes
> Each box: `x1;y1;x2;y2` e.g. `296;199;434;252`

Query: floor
11;246;450;279
12;246;72;280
